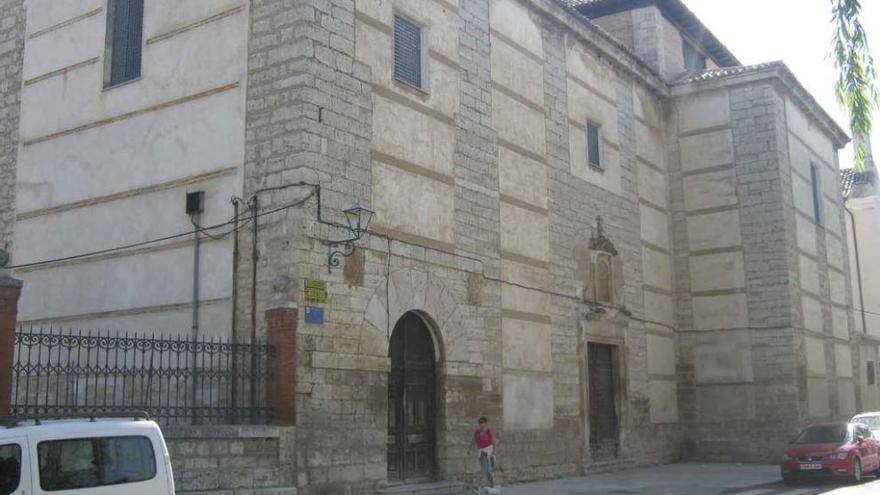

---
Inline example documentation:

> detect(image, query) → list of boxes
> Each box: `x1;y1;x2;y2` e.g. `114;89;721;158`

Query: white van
0;415;174;495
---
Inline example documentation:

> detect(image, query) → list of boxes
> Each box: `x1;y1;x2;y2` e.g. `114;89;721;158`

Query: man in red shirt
470;416;496;489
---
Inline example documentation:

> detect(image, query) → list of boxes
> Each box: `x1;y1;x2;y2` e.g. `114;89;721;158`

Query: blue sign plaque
305;306;324;325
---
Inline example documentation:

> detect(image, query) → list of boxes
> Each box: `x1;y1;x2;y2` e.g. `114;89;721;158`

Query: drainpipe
844;201;868;334
192;216;201;338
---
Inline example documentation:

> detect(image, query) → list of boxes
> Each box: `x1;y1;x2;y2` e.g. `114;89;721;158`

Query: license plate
799;463;822;470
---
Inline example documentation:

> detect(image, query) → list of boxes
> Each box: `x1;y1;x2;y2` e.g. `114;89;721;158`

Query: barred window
106;0;144;87
810;163;823;225
683;42;706;72
394;15;422;89
868;361;876;386
587;122;602;169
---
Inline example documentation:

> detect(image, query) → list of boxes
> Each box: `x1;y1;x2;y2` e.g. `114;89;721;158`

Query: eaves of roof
672;62;851;149
573;0;741;67
536;0;671;96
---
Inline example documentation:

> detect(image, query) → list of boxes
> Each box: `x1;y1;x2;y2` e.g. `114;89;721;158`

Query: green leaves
831;0;879;170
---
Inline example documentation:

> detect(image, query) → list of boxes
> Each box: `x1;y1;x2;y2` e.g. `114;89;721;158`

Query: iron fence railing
11;327;270;425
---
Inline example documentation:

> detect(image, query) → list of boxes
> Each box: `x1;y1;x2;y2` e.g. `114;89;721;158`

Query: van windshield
854;416;880;429
794;425;849;444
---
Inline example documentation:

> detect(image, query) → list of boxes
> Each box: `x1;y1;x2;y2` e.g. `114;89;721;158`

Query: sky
681;0;880;170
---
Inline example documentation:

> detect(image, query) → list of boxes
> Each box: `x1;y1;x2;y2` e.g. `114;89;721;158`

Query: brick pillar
265;293;297;426
0;260;23;416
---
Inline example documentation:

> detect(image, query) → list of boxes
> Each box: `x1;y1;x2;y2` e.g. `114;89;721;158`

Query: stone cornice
531;0;670;97
671;62;851;149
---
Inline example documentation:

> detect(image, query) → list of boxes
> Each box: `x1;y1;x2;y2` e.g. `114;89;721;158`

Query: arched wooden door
387;312;437;483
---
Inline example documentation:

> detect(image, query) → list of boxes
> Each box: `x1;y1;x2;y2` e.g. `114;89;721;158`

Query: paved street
502;463;880;494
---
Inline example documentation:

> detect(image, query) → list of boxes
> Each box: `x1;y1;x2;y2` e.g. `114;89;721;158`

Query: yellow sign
304;279;327;303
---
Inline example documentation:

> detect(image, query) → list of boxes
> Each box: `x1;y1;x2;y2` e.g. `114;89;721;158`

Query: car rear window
794;425;849;444
37;436;156;491
0;444;21;495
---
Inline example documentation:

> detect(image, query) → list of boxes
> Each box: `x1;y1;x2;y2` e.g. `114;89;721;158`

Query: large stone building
0;0;863;492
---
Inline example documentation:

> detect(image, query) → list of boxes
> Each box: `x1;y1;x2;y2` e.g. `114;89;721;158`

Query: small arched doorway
387;312;437;483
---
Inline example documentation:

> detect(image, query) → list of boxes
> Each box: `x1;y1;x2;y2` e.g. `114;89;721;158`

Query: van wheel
851;458;862;483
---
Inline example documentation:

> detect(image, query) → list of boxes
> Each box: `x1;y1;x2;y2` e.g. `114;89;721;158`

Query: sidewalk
500;462;880;494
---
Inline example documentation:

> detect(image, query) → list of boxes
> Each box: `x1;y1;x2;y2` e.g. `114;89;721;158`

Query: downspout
230;197;241;422
250;194;259;423
191;212;201;424
231;197;241;342
844;201;868;334
192;215;201;337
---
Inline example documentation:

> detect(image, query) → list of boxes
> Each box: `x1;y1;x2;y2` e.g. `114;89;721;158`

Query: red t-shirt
474;428;494;449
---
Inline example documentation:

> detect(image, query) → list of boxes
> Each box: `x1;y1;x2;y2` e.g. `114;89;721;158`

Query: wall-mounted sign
305;306;324;325
304;278;327;303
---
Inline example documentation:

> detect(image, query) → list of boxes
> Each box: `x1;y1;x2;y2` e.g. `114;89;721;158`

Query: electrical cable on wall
11;181;880;332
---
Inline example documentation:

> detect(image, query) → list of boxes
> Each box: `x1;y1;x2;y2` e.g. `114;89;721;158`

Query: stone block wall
164;426;297;494
0;0;24;256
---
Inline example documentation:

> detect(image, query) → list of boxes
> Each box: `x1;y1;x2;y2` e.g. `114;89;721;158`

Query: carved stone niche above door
578;216;625;309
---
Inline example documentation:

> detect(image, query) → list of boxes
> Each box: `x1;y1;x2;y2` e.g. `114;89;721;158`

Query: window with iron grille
810;163;823;225
683;42;706;73
106;0;144;87
394;15;422;89
587;122;602;169
868;361;876;385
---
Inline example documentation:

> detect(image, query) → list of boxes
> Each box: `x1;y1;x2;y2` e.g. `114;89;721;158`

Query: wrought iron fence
11;327;270;425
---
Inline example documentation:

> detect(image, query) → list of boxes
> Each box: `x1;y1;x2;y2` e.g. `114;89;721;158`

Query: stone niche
579;217;625;308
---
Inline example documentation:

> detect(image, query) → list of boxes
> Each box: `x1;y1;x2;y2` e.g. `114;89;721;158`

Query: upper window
38;436;156;491
868;361;876;386
810;163;823;225
393;15;423;89
587;121;602;169
106;0;144;87
683;42;706;73
0;444;21;495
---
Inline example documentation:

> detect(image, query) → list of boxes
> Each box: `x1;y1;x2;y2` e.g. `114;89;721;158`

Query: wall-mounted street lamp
324;201;375;272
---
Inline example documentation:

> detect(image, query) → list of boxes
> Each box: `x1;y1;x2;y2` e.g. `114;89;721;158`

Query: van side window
0;444;21;495
38;436;156;491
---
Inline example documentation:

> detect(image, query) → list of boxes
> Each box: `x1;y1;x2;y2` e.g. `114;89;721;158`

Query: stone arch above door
361;268;466;361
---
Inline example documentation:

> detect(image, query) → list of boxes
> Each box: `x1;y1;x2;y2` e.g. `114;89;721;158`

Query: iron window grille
106;0;144;87
394;15;423;89
683;42;707;72
810;163;823;225
587;121;602;169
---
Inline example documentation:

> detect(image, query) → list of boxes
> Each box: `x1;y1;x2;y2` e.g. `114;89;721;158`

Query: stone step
380;480;469;495
177;487;297;495
582;457;638;475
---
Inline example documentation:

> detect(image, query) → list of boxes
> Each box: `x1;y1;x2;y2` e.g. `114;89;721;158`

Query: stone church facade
0;0;861;493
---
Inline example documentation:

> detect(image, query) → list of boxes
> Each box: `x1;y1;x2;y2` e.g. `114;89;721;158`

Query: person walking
470;416;497;491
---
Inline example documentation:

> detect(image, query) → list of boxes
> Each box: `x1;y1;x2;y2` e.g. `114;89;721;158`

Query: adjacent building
843;135;880;411
0;0;862;492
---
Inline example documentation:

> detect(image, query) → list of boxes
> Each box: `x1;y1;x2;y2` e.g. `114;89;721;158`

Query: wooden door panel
588;343;619;460
388;313;437;482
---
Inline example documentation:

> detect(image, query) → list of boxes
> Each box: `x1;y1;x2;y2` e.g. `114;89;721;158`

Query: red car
780;422;880;484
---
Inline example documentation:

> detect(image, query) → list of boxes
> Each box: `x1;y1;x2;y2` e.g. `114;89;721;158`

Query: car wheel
851;457;862;483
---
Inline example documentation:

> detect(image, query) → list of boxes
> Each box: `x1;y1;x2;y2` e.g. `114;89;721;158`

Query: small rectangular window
394;15;422;89
38;436;156;491
0;443;22;495
868;361;876;385
587;122;601;169
810;163;822;225
683;42;706;72
106;0;144;87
